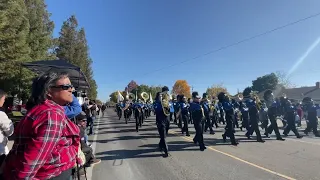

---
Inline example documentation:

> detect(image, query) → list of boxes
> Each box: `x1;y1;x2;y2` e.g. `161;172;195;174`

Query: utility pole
192;86;194;92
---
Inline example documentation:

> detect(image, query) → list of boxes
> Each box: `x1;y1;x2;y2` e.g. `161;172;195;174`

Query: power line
138;12;320;77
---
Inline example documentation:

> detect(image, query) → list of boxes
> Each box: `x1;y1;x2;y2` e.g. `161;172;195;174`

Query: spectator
0;89;14;167
101;104;106;117
75;113;101;168
64;92;82;119
3;72;80;180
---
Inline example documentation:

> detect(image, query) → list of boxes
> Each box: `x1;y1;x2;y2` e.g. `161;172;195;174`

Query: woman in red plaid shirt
3;72;80;180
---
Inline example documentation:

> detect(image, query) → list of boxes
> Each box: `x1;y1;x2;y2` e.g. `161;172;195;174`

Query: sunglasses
51;84;74;90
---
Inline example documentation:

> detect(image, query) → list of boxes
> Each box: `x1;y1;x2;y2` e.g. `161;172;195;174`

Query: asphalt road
88;109;320;180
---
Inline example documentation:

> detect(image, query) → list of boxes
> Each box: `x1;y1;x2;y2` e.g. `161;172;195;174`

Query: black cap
162;86;169;92
192;91;201;99
202;93;208;98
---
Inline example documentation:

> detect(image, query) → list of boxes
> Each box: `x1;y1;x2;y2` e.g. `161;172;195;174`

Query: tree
87;79;97;100
149;85;162;99
25;0;55;60
125;80;138;92
109;91;118;103
252;73;278;93
172;80;191;98
275;71;296;88
56;15;98;99
206;83;229;99
0;0;31;96
56;15;78;64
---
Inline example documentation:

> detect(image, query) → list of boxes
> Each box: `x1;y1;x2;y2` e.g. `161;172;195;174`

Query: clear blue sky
46;0;320;101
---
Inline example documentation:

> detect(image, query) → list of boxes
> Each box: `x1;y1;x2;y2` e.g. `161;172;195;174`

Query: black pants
82;144;95;164
223;114;236;144
247;118;263;141
193;118;205;149
211;112;219;128
241;117;250;131
283;115;300;137
266;113;282;139
157;117;169;154
117;109;122;119
204;112;213;132
304;118;319;135
181;113;189;135
48;168;72;180
135;109;142;131
170;112;173;121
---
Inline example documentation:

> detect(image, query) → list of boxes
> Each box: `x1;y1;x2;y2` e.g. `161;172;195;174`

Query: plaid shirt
4;100;80;180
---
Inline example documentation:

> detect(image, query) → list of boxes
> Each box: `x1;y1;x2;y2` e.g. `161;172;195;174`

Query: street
88;109;320;180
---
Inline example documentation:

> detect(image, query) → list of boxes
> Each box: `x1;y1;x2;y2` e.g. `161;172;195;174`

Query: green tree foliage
252;73;279;93
25;0;55;60
56;15;97;99
109;91;118;103
130;84;162;100
0;0;31;96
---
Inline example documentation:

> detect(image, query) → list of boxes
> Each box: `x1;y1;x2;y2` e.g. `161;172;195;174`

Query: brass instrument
252;94;262;110
141;92;149;102
229;94;244;101
128;93;136;100
159;92;170;116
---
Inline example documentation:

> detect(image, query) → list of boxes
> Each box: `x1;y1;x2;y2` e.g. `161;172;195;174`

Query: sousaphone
141;92;149;102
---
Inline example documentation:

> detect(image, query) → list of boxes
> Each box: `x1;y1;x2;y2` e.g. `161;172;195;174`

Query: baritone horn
159;92;170;116
141;92;149;102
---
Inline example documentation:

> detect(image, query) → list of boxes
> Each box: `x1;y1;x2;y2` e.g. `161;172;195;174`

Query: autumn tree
172;80;191;98
125;80;138;92
206;83;229;99
252;73;278;93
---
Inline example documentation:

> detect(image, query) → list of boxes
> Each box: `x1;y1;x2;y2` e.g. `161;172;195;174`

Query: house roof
257;83;320;102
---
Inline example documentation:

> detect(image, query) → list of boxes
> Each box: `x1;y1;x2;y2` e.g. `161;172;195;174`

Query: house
258;82;320;103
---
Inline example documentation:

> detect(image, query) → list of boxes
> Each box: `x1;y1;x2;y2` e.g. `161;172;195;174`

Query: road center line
167;129;297;180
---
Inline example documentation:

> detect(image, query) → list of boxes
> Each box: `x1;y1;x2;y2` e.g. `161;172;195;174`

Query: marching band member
243;90;264;142
179;95;190;136
263;90;285;140
169;99;175;122
187;98;193;124
282;99;303;138
218;92;238;146
302;97;320;137
201;93;214;134
210;99;219;128
134;100;143;132
239;102;250;132
154;86;171;157
176;95;182;129
190;92;206;151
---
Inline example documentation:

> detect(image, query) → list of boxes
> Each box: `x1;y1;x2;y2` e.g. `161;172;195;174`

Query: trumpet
229;94;243;101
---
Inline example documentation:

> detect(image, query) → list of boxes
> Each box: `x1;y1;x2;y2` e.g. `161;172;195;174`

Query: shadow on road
95;140;199;161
